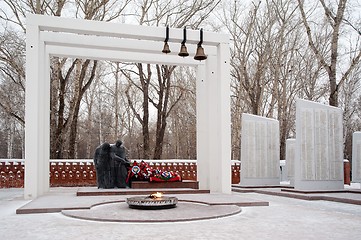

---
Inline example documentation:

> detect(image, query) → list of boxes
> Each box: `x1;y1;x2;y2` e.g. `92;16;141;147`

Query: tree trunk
139;63;151;159
297;0;354;107
153;65;176;159
50;58;77;159
68;60;97;158
114;63;120;139
329;71;338;106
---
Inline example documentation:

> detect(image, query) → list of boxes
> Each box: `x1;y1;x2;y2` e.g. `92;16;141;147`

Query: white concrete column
217;43;231;193
207;43;231;193
206;54;218;192
25;23;50;199
196;64;210;190
42;51;51;191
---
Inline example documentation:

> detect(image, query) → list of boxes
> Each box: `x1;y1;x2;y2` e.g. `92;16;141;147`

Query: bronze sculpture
94;140;130;189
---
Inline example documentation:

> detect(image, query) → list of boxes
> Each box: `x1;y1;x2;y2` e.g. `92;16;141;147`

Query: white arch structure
25;14;231;199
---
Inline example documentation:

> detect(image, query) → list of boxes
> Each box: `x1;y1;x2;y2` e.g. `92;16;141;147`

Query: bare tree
340;65;361;160
82;71;99;158
297;0;361;107
231;1;272;116
264;0;304;159
221;1;280;159
0;30;25;126
0;0;132;158
122;63;152;159
167;66;197;159
152;65;185;159
219;0;329;159
48;1;131;158
0;10;26;158
120;0;220;159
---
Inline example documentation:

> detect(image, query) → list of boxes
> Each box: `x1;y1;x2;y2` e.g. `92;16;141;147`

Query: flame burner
126;193;178;210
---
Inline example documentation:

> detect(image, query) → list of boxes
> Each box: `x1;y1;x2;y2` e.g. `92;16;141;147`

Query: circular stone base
62;201;242;223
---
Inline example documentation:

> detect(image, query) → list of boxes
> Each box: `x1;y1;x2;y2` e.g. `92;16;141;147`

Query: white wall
294;99;344;190
352;132;361;183
286;138;296;186
240;113;280;186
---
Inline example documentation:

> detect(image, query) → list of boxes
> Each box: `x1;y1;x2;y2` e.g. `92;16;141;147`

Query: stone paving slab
232;184;361;205
16;187;269;215
2;188;361;240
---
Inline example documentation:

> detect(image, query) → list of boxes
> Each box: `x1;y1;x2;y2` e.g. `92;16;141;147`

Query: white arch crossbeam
25;14;231;199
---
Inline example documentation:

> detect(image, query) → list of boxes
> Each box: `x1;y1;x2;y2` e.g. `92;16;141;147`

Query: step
131;180;199;189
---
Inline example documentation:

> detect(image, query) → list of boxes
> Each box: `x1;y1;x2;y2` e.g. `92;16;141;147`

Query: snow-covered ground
1;187;361;240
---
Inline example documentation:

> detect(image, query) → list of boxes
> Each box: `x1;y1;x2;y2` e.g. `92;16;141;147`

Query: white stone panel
352;132;361;183
314;109;329;180
300;108;315;180
286;138;296;186
240;113;280;186
295;99;344;190
329;111;343;180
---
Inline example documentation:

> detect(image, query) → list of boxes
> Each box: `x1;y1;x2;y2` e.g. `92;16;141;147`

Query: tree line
0;0;360;161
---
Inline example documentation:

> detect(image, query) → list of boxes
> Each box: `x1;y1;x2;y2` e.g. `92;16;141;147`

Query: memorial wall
352;132;361;183
286;138;296;186
295;99;344;190
240;114;280;186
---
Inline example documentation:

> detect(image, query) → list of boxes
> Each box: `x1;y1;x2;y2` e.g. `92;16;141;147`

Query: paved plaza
1;185;361;240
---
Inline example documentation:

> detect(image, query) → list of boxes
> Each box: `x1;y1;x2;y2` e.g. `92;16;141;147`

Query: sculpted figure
110;140;131;188
93;142;112;188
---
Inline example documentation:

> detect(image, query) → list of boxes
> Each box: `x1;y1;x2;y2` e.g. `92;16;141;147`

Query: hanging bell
178;44;189;57
194;45;207;61
162;42;171;54
162;25;171;54
194;28;207;61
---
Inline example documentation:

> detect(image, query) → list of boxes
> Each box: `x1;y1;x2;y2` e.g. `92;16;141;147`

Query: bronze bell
178;44;189;57
194;45;207;61
162;42;171;54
